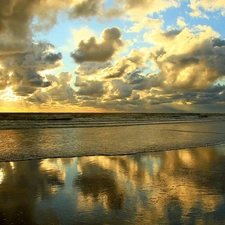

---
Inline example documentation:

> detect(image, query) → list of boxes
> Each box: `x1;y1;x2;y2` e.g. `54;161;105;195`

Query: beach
0;114;225;224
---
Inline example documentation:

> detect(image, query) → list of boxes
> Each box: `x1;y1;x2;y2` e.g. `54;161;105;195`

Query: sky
0;0;225;113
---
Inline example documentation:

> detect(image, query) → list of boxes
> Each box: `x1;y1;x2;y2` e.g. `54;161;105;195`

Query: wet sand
1;145;225;224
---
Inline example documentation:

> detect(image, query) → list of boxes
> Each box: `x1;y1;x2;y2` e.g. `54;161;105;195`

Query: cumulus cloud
46;72;75;102
69;24;225;112
71;27;96;48
75;77;105;97
147;26;225;90
73;48;147;81
103;49;147;79
125;71;161;90
105;79;133;100
70;27;123;63
189;0;225;17
27;72;75;104
0;42;62;96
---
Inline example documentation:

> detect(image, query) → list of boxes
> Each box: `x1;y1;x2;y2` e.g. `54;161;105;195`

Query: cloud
177;17;187;28
27;72;75;104
70;27;123;63
73;48;147;80
126;17;163;33
76;62;111;76
66;24;225;112
46;73;75;102
189;0;225;17
44;52;62;64
104;7;123;19
0;68;10;90
147;26;225;90
0;0;36;39
69;0;104;19
162;29;182;39
125;71;161;90
0;42;62;97
27;90;51;104
0;0;71;41
71;27;96;48
75;77;105;97
118;0;179;20
14;85;38;96
105;79;133;100
104;49;146;79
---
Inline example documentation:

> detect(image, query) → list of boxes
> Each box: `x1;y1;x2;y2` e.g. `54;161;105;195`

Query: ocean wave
0;113;225;130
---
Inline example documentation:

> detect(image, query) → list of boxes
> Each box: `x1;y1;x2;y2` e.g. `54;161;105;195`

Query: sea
0;113;225;161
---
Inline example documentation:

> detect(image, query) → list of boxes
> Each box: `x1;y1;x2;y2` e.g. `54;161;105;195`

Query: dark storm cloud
70;27;123;63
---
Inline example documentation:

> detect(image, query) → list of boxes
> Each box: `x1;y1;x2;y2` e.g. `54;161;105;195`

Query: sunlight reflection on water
0;145;225;224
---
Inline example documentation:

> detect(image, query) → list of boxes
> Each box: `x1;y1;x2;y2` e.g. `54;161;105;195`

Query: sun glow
38;68;56;76
0;168;4;184
0;87;22;102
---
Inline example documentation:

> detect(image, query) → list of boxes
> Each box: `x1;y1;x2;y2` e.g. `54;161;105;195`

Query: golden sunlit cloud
0;87;22;102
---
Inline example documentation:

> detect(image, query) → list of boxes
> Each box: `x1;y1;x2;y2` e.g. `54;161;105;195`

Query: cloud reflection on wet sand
0;146;225;224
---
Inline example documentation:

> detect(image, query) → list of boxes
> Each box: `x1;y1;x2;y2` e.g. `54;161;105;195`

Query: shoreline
0;142;225;163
